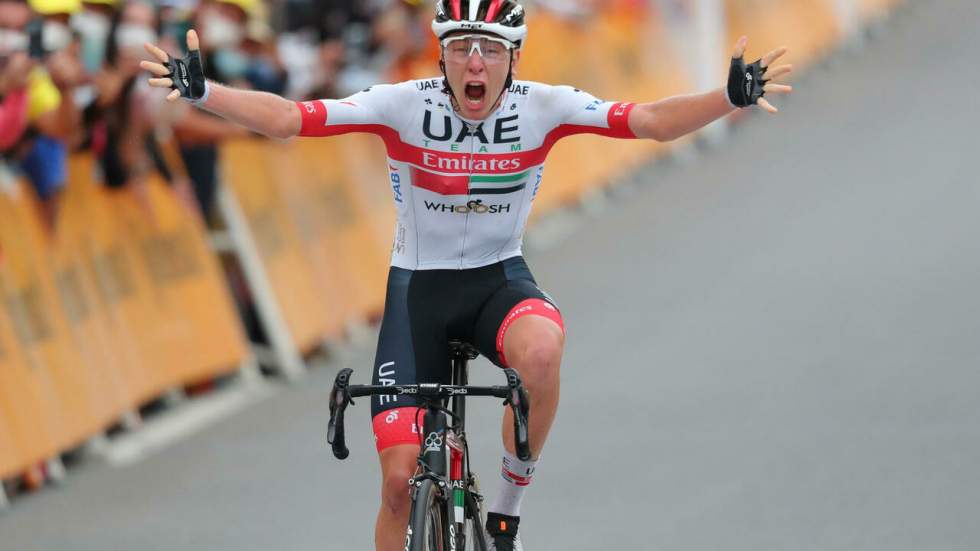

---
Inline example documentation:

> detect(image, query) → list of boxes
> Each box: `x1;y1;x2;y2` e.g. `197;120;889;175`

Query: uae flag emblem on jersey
411;168;529;196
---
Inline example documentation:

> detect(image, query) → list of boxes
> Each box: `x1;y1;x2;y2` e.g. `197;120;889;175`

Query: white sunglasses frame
440;33;516;63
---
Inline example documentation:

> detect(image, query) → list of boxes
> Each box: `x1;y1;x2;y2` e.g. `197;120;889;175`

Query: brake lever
327;368;354;460
502;368;532;461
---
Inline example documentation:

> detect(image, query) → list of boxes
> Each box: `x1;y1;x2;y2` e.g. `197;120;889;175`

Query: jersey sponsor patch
411;168;529;196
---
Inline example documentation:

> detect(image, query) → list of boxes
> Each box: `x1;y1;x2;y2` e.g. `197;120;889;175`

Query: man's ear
511;48;521;74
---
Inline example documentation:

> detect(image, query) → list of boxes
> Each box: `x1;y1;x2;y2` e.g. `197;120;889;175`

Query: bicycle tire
462;489;488;551
407;479;448;551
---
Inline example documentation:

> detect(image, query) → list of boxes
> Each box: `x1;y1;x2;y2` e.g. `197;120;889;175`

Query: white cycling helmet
432;0;528;47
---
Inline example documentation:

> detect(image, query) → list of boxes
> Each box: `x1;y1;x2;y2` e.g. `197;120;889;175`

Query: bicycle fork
407;408;481;550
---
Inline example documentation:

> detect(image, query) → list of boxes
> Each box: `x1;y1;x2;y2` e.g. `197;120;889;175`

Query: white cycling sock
488;451;538;518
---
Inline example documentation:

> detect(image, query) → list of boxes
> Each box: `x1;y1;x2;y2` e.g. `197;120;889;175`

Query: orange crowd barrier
220;135;393;344
726;0;841;67
0;154;248;480
139;175;248;385
0;183;105;464
220;139;332;353
291;136;391;323
267;139;356;339
0;189;62;479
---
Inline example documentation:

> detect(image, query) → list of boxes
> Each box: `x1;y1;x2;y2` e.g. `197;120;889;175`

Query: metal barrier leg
831;0;860;39
82;434;110;460
120;410;142;432
45;457;66;485
162;388;188;409
693;0;728;145
216;186;306;381
235;355;264;388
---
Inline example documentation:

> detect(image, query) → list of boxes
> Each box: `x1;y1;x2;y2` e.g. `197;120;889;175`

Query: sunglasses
441;34;515;65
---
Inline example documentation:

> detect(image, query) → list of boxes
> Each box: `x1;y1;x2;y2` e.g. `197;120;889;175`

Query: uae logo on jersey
410;168;529;197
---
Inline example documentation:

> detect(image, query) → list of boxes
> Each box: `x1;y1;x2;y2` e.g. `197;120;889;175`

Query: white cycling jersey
297;78;637;270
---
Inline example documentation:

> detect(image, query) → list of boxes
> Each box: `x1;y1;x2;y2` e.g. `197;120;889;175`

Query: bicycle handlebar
326;368;353;460
327;368;532;461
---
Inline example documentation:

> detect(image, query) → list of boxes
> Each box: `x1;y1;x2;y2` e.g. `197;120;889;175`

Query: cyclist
141;1;792;549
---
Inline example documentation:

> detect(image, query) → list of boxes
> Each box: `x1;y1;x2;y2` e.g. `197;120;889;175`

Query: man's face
441;33;520;120
0;1;30;58
197;1;246;51
0;0;29;28
115;2;158;73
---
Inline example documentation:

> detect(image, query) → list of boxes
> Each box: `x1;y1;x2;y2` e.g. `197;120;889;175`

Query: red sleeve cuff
606;102;637;139
296;100;329;137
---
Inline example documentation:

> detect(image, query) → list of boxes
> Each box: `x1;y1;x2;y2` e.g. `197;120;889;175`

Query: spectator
71;0;116;75
170;0;253;222
0;48;33;151
373;0;434;84
196;0;251;85
87;0;194;215
277;0;381;98
1;0;83;230
240;15;286;94
8;0;524;227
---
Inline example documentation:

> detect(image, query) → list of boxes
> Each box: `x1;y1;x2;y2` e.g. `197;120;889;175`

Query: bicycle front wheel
407;479;448;551
462;489;488;551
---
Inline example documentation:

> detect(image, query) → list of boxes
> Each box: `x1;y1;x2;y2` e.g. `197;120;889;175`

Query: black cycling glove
727;55;768;108
164;48;208;103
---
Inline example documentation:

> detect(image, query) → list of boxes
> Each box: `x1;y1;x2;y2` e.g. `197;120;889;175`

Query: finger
167;89;181;102
732;35;748;58
140;60;171;76
761;46;788;68
765;64;793;80
143;42;170;64
187;29;200;52
763;83;792;94
148;77;174;88
757;97;778;113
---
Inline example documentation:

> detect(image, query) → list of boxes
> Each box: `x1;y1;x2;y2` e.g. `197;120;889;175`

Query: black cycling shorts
370;256;563;451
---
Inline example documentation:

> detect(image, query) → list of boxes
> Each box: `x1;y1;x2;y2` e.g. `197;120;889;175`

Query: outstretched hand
728;36;793;113
140;29;207;103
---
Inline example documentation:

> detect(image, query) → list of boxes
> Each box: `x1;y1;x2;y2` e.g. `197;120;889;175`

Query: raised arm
191;83;302;140
140;30;302;140
629;37;793;142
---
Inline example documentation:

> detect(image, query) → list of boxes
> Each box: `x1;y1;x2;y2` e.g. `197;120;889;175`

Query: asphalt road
4;1;979;549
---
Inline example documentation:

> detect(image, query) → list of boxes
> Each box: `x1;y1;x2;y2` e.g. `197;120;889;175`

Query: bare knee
380;447;418;516
509;329;563;390
381;471;412;516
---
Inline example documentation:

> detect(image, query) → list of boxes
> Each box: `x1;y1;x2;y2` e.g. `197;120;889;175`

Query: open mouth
464;82;486;107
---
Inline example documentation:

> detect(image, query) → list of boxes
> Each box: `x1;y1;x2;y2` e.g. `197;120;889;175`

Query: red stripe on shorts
495;298;565;367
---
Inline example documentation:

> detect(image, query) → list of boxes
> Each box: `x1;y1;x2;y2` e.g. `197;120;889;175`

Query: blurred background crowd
0;0;457;229
1;0;630;232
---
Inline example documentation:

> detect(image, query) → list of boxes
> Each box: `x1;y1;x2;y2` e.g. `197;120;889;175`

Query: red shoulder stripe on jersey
293;101;637;172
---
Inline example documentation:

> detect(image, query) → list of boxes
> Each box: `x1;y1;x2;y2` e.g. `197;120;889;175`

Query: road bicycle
328;340;531;551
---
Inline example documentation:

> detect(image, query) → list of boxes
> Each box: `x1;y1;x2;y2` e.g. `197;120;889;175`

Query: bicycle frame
408;343;481;548
327;341;530;550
